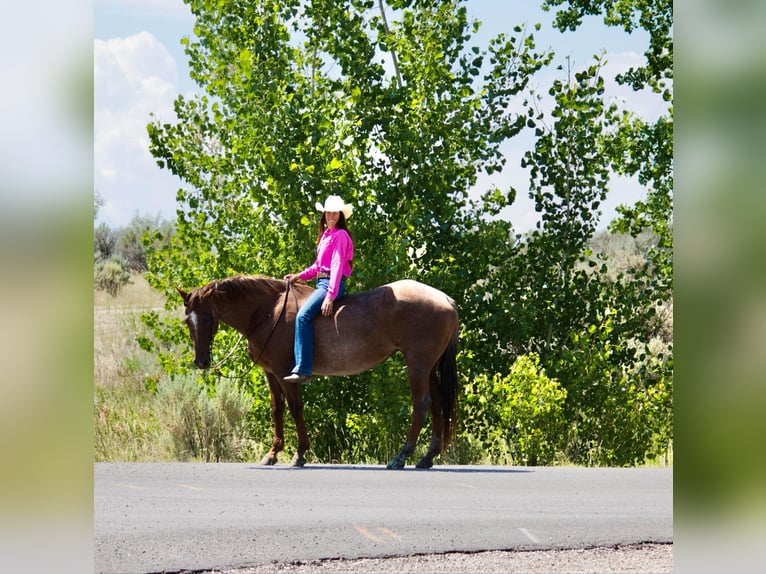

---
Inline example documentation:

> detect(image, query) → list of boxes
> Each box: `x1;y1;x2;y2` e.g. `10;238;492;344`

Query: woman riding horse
283;195;355;384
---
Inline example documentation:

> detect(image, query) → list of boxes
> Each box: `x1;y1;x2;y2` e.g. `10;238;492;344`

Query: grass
94;274;267;462
94;273;171;461
94;272;166;389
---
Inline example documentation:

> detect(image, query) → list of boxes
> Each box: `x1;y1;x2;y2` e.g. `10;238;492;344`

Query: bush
94;257;131;296
553;320;673;466
156;375;253;462
94;222;118;261
462;353;567;465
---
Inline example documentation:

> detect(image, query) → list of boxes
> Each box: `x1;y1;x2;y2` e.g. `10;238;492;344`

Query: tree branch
378;0;403;89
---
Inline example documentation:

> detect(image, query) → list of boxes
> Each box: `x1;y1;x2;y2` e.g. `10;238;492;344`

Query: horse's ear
176;287;190;305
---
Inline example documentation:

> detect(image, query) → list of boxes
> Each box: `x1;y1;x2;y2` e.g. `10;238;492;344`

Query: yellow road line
354;526;401;542
354;525;383;542
113;483;145;490
377;527;401;540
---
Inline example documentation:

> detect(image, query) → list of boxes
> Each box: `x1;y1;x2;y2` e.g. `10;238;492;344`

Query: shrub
156;375;253;462
94;222;118;261
462;353;567;465
94;257;131;296
553;320;673;466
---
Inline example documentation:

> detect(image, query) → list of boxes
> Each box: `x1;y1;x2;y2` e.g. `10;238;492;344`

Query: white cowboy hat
316;195;353;219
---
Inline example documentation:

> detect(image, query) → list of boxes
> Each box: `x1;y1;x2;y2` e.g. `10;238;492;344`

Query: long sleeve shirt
298;227;354;300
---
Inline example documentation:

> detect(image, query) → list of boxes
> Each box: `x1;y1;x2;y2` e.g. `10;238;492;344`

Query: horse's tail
438;324;459;454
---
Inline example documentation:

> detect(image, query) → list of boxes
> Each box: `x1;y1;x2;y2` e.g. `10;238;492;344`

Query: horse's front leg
283;384;310;467
261;373;285;465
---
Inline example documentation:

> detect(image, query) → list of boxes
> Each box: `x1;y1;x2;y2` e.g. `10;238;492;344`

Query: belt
317;272;330;278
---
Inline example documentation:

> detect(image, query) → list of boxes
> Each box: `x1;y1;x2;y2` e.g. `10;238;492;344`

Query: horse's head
177;287;219;369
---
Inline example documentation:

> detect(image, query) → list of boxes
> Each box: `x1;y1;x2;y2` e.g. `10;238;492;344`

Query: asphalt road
94;463;672;574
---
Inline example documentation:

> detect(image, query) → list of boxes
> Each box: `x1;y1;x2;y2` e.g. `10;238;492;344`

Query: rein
212;280;297;378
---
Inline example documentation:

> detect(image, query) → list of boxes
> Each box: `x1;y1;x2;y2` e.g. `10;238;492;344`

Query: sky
94;0;668;231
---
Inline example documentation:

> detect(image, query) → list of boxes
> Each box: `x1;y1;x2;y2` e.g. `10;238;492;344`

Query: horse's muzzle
194;357;211;369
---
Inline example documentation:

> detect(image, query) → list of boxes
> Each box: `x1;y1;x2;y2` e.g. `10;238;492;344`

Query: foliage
95;222;118;260
155;374;254;462
116;214;176;272
94;214;176;296
95;215;175;270
550;310;673;466
462;354;567;466
130;0;674;466
94;257;131;296
542;0;673;99
300;357;416;464
542;0;673;294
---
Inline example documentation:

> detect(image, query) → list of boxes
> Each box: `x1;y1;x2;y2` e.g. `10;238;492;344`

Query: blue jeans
291;277;346;375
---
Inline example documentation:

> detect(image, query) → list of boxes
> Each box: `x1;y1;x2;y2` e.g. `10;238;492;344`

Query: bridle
210;280;297;378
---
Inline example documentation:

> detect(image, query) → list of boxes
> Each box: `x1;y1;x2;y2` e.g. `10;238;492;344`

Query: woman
283;195;355;383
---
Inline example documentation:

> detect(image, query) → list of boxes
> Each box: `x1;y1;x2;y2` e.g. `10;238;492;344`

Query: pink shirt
298;227;354;299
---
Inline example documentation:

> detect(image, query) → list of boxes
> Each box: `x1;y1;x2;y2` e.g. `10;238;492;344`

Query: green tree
140;0;672;466
543;0;673;292
116;213;175;272
143;0;551;462
542;0;673;99
507;0;672;464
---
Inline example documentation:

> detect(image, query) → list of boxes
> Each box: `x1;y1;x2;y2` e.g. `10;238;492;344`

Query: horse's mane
197;275;285;302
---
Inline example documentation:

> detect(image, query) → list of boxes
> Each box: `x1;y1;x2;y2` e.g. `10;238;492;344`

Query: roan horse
177;275;459;469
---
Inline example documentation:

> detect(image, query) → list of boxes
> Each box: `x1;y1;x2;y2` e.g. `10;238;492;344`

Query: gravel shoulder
211;543;673;573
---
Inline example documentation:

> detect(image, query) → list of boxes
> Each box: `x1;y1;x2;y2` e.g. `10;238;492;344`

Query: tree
94;222;118;261
543;0;673;291
117;213;175;272
142;0;554;462
542;0;673;99
141;0;672;465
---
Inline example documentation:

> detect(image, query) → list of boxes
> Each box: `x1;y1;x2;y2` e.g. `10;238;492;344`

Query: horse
176;275;459;469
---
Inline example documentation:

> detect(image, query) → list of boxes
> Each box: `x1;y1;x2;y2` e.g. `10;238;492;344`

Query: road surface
94;463;672;573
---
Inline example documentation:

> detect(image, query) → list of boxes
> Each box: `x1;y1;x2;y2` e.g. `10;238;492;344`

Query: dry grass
94;273;173;460
94;273;167;389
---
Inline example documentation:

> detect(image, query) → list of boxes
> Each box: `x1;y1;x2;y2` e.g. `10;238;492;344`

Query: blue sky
94;0;666;230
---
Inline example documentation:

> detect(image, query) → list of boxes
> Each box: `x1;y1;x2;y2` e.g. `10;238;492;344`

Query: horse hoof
259;454;277;466
290;453;306;467
415;458;433;469
386;457;405;470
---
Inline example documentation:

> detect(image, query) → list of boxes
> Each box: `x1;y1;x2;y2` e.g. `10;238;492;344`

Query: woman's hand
284;273;298;283
321;295;334;317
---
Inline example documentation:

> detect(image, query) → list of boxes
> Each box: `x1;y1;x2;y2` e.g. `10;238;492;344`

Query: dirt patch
212;543;673;574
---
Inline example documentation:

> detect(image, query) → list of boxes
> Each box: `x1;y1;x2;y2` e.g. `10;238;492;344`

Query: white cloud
94;32;185;227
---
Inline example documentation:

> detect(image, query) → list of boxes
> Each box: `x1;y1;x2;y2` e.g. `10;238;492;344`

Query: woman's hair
317;212;353;268
316;212;351;242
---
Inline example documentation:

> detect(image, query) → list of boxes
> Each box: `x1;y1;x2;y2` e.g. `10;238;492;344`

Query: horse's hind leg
388;367;431;470
416;369;443;469
261;373;285;465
